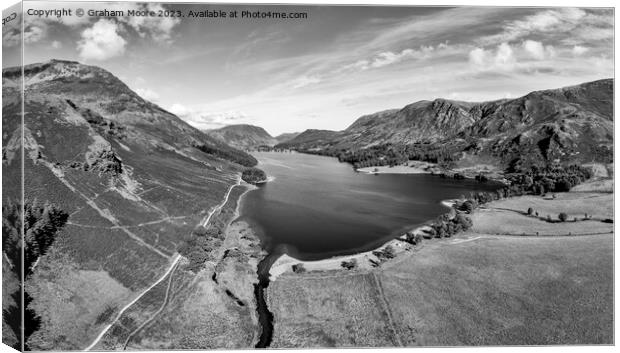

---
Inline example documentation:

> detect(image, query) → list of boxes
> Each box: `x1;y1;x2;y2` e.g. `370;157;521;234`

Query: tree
527;207;533;216
558;212;568;222
554;179;572;192
241;167;267;184
454;214;473;231
405;232;423;245
383;245;396;259
460;200;475;214
292;263;306;273
341;258;358;270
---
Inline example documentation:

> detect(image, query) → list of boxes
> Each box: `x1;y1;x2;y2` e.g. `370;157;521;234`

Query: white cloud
343;59;370;71
51;40;62;49
24;25;45;44
468;47;488;67
169;103;191;117
77;19;127;61
169;104;250;129
343;45;441;72
522;40;545;60
572;45;589;56
469;43;516;69
481;8;587;44
573;26;613;42
125;3;180;42
291;76;321;89
372;49;416;68
521;40;556;61
494;43;515;66
135;88;160;102
2;28;20;47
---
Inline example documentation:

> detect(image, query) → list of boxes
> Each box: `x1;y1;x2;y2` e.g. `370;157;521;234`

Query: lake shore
269;221;439;280
268;195;461;279
356;160;437;174
265;179;613;347
268;176;613;279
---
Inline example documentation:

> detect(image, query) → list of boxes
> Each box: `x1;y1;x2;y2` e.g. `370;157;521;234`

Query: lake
240;152;501;261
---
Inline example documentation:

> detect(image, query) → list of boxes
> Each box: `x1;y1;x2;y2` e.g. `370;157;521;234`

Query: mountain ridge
277;78;613;169
204;124;278;150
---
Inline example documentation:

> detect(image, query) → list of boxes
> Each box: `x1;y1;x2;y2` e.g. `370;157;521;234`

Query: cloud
469;43;515;69
522;40;545;60
24;24;45;44
135;88;160;102
480;8;587;44
291;76;322;89
572;45;589;56
77;19;126;61
19;2;180;57
343;45;440;71
468;47;488;66
2;28;20;47
124;3;180;42
169;103;191;117
522;40;555;60
168;103;250;129
494;43;516;66
51;40;62;49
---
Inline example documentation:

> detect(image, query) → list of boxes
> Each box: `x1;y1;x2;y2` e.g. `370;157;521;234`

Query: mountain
277;79;613;168
204;124;277;150
2;60;262;350
274;132;300;144
276;129;340;150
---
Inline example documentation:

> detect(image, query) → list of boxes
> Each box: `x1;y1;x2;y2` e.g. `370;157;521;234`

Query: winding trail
84;177;242;351
202;177;241;228
121;260;180;350
83;254;181;351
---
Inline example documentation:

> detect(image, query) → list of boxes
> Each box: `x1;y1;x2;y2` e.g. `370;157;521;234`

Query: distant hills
205;124;277;150
205;124;299;150
274;132;300;144
277;79;613;169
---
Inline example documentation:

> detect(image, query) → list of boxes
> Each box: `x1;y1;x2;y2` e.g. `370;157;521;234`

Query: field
267;187;614;347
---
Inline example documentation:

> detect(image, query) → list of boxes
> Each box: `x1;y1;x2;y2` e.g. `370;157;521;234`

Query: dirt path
83;254;181;351
371;272;403;347
121;260;180;349
87;177;245;350
202;177;241;228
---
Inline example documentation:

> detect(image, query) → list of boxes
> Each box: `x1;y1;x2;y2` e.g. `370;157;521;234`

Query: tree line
295;142;460;169
2;199;69;350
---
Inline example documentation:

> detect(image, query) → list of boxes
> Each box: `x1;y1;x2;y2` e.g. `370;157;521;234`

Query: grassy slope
268;188;614;347
11;82;245;348
111;186;265;350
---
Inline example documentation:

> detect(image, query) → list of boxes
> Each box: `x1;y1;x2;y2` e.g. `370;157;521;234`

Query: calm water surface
241;152;500;261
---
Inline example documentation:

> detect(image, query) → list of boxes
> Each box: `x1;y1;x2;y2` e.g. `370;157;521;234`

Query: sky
2;2;614;135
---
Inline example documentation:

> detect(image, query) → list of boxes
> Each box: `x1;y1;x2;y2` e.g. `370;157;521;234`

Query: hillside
276;129;340;150
277;79;613;169
275;132;301;144
2;60;262;350
205;124;277;150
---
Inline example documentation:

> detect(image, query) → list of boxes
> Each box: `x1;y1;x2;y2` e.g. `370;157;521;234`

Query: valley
2;59;614;350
